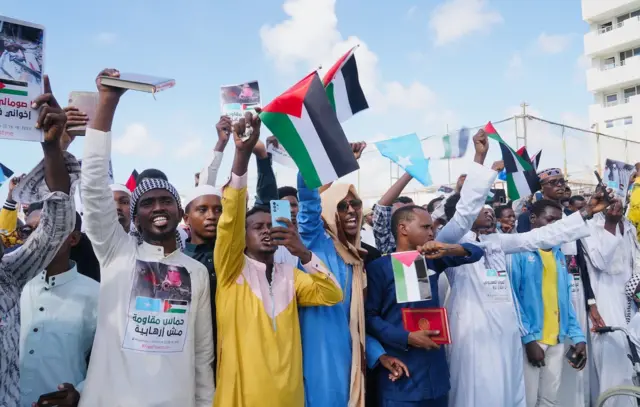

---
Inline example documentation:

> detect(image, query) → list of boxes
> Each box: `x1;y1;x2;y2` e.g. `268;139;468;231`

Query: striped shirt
0;153;79;407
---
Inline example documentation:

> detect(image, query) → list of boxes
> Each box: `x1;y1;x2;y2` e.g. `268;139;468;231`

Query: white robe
558;256;589;407
582;215;639;407
443;215;591;407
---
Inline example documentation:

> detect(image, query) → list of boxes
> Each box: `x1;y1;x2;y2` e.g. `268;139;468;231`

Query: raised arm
0;176;23;232
3;76;78;288
428;242;485;272
199;116;231;187
297;172;326;245
214;111;261;287
253;139;279;206
498;194;612;255
81;69;129;266
437;130;496;244
373;172;412;254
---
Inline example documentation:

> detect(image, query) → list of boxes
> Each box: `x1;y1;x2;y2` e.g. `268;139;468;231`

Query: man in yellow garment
214;111;344;407
509;200;588;407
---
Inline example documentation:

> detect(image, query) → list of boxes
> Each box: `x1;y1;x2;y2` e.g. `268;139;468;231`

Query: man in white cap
109;184;131;233
182;184;222;357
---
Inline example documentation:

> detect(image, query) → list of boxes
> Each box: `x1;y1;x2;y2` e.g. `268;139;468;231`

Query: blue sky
0;0;593;203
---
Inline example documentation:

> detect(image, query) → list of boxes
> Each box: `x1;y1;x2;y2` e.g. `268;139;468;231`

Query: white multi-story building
583;0;640;143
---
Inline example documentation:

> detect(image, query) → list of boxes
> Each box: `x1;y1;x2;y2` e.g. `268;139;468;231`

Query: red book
401;307;452;345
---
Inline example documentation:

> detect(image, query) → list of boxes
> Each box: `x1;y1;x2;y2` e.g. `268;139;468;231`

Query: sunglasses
542;178;567;187
337;199;362;213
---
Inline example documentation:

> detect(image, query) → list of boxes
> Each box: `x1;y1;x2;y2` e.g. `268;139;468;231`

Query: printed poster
122;260;192;353
603;158;635;197
220;80;260;123
267;143;297;169
0;16;44;142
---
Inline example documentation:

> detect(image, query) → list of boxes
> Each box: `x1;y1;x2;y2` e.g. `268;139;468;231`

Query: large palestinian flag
322;47;369;123
260;72;359;189
484;122;537;200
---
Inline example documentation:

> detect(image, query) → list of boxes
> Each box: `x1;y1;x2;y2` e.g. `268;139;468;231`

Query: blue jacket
510;247;586;345
296;173;385;407
365;243;484;402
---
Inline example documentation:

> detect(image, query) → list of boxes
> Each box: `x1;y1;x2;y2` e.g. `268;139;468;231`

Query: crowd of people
0;67;639;407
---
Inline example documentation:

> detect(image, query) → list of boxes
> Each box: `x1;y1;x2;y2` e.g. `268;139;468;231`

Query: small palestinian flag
322;46;369;123
391;251;432;303
0;163;14;187
125;170;139;192
164;299;188;314
0;78;28;97
484;122;536;200
260;72;359;189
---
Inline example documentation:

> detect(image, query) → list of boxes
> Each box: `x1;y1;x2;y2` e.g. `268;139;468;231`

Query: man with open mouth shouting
77;68;214;407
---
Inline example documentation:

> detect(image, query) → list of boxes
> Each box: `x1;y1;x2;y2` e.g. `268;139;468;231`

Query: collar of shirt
139;241;182;260
184;239;215;255
36;262;78;289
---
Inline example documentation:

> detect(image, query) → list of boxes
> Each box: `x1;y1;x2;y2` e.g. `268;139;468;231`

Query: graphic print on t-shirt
122;260;192;353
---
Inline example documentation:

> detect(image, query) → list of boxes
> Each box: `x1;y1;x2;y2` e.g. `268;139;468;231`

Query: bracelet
587;299;596;306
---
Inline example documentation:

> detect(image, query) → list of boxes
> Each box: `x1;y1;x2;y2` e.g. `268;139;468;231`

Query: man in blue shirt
365;205;485;407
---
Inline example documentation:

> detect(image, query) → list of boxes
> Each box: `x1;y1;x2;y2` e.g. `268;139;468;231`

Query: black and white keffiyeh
129;178;184;250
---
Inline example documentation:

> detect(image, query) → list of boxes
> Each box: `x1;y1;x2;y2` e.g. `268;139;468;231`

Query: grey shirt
0;152;79;407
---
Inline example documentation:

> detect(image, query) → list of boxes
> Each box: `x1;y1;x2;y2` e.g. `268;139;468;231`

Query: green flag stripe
443;134;451;158
486;133;532;171
260;111;322;188
392;258;408;302
505;173;520;200
0;88;27;96
326;82;336;112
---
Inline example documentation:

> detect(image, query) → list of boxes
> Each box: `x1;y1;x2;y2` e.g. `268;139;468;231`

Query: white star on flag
396;155;413;168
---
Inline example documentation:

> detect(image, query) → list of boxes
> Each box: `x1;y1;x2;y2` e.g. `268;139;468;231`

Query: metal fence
346;114;640;206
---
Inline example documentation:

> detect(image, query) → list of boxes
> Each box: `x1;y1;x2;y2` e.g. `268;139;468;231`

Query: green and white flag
391;251;432;303
260;72;359;189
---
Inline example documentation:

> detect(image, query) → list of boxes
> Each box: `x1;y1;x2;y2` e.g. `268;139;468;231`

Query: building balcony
584;16;640;56
589;93;640;122
583;0;640;23
586;55;640;92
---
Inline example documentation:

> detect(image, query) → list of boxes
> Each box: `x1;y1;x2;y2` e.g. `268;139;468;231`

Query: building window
620;47;640;65
606;120;614;128
600;21;613;33
605;93;618;106
617;9;640;25
624;87;637;101
604;57;616;70
624;116;633;125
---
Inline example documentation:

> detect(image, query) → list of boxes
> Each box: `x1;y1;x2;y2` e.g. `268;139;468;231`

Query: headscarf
320;183;367;407
129;178;184;250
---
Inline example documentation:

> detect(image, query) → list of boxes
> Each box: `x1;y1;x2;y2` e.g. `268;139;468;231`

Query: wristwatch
587;299;597;306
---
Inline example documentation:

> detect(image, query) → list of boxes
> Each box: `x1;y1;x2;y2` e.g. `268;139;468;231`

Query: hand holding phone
565;344;587;370
594;171;612;204
271;200;291;229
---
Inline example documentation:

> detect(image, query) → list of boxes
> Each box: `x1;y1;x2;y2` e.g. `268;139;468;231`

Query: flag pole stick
446;124;452;185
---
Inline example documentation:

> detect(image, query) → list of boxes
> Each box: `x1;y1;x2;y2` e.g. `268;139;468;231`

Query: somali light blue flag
498;169;507;181
135;296;162;312
375;133;432;186
0;163;13;187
